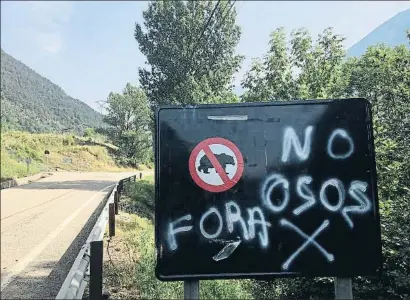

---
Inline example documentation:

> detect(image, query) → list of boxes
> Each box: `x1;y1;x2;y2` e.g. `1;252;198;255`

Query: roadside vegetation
100;1;409;299
104;176;253;299
0;131;139;182
0;0;408;298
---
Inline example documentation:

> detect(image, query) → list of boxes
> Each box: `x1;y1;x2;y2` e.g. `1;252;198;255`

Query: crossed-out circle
189;137;244;193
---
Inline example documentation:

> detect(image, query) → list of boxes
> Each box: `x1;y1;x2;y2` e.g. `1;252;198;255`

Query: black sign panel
155;98;381;281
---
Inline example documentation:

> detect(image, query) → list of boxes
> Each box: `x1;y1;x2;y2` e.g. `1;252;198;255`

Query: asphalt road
0;171;136;299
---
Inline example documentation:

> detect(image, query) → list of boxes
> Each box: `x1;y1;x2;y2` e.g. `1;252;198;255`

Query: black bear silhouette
198;153;235;174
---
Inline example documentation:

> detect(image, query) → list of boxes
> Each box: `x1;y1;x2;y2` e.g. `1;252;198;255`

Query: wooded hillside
0;49;103;133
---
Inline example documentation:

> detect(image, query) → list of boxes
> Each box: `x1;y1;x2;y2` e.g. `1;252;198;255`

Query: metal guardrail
56;174;137;300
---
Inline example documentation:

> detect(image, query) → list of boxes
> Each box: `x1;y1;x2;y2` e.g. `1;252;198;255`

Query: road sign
25;158;32;173
63;158;73;164
188;137;244;193
155;98;381;281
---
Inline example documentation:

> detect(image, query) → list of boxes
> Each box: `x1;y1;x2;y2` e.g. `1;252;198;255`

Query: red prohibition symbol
189;137;244;193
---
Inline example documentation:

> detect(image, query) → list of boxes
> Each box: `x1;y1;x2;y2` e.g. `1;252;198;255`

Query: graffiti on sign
155;99;381;281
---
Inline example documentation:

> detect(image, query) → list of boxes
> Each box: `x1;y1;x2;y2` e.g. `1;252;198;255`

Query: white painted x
280;219;334;270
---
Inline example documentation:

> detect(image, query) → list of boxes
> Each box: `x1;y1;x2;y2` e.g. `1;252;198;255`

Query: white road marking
0;184;115;291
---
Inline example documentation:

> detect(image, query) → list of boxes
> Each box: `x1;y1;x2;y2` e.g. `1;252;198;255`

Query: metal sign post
25;158;31;173
44;150;50;165
184;280;199;300
334;277;353;299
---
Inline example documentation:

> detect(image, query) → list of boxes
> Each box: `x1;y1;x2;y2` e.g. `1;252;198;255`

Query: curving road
0;171;136;299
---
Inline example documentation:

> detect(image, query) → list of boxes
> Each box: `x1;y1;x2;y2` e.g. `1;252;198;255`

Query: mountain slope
347;8;410;57
0;49;103;133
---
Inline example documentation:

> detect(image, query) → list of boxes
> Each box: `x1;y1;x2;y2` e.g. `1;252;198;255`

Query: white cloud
37;32;63;54
26;1;74;25
22;1;75;54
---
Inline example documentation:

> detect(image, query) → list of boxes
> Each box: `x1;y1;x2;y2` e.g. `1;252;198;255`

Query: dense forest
0;49;103;133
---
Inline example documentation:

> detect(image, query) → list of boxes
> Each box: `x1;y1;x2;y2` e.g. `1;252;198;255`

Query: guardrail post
114;200;118;215
114;191;119;215
118;181;123;196
89;241;103;300
109;203;115;237
125;179;129;195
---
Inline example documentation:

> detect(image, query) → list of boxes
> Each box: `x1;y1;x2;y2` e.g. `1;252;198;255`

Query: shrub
83;127;96;137
118;179;252;299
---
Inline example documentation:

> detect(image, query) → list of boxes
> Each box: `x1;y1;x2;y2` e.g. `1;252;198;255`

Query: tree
241;27;348;102
134;0;243;113
343;43;410;299
346;44;410;147
242;27;410;299
83;127;95;138
103;83;152;165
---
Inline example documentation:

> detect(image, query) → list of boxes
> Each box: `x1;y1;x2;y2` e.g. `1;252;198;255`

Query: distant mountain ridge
0;48;103;133
347;8;410;57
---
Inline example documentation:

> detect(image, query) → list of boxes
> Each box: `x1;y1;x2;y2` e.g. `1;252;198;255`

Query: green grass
121;178;155;221
1;153;42;181
1;131;136;181
106;214;184;299
104;178;253;299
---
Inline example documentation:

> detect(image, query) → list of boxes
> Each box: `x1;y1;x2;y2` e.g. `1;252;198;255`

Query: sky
1;1;410;112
